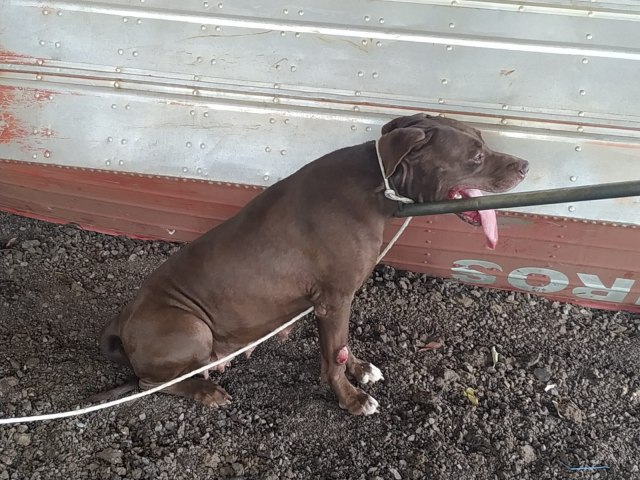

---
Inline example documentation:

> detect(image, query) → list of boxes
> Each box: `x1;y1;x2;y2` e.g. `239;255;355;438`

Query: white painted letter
452;260;501;285
508;267;569;293
572;274;634;303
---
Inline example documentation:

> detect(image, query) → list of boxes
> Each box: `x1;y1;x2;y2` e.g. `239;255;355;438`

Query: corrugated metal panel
2;160;639;312
1;0;639;224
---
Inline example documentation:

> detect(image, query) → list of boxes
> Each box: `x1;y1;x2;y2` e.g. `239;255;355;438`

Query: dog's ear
378;127;429;177
381;113;431;135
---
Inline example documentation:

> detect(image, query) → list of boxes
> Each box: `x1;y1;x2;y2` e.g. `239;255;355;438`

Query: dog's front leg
315;296;379;415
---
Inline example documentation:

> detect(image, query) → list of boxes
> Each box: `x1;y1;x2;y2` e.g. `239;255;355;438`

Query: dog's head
377;113;529;248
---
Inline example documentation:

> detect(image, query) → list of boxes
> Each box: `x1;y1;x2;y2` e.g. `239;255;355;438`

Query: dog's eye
471;152;484;165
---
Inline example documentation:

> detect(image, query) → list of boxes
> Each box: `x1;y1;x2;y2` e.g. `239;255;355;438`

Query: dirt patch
1;212;639;479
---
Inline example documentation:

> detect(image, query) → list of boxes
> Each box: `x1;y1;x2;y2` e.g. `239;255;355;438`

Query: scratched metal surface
1;0;639;224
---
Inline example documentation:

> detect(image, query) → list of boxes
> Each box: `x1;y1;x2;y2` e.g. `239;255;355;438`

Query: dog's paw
195;384;232;407
339;390;379;416
359;363;384;384
350;361;384;385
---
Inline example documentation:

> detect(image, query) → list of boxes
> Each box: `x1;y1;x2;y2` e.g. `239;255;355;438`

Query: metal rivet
263;174;270;181
118;160;124;166
502;104;509;110
441;79;448;85
202;112;209;118
137;19;142;24
192;89;199;95
183;167;188;172
210;59;216;65
577;126;584;132
281;31;286;36
196;57;203;63
186;142;192;148
357;71;364;77
36;74;42;80
33;129;39;134
115;67;122;73
43;9;49;15
587;11;594;17
39;40;45;46
57;11;62;16
284;119;290;124
290;66;297;72
449;22;455;28
578;111;585;116
123;17;128;22
582;58;589;64
48;94;53;100
201;25;207;30
114;82;120;88
274;83;280;89
364;15;370;21
351;125;357;131
362;39;368;45
438;98;445;104
298;10;304;15
379;17;385;24
273;97;280;103
376;41;382;47
570;176;577;182
283;8;289;14
105;159;111;166
215;26;221;31
121;139;127;145
353;106;360;112
365;126;372;132
111;104;117;109
518;5;524;11
55;42;61;48
586;33;593;40
575;146;582;152
200;143;206;149
295;32;300;38
355;90;362;96
37;59;44;65
501;118;508;125
190;110;195;116
44;150;51;158
45;129;52;136
280;150;287;155
118;49;124;55
372;72;379;79
269;118;276;124
203;1;209;7
107;137;113;142
446;45;453;51
568;206;575;212
265;146;271;152
35;93;41;99
451;0;458;4
167;229;176;235
132;51;138;57
197;168;203;174
579;89;586;95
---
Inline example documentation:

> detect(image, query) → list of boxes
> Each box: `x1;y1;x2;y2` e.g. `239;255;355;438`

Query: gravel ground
1;211;639;480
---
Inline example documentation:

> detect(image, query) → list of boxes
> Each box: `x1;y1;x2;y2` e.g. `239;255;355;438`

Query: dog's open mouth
448;188;498;250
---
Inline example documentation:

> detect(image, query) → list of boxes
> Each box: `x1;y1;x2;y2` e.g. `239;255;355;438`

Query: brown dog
92;114;529;415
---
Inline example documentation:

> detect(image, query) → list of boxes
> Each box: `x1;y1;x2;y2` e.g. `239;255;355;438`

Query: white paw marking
362;394;379;415
360;363;384;384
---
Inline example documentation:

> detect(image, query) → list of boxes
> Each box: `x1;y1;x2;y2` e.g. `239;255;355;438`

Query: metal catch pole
395;180;640;218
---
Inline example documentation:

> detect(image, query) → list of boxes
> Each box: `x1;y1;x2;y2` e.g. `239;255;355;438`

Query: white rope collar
375;138;414;204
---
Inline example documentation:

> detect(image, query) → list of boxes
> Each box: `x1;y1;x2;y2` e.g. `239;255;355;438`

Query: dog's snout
514;159;529;177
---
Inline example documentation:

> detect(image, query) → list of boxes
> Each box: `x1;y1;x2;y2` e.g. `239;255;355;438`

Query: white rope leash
375;138;415;205
0;142;414;425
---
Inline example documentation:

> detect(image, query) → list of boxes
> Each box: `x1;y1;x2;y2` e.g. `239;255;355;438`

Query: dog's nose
516;159;529;177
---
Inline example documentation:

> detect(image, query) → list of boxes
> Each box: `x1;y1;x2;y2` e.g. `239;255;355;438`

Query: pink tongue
464;189;498;249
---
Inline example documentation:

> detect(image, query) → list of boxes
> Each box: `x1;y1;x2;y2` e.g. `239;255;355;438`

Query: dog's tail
85;377;138;403
98;317;131;367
